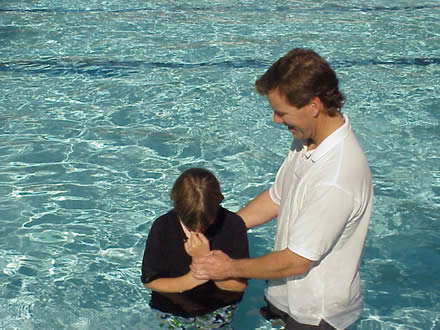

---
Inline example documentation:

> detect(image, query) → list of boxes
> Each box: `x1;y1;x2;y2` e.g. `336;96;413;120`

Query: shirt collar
305;114;350;163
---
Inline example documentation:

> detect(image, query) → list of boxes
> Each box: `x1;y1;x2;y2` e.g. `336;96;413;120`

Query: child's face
182;220;207;234
193;219;215;234
192;223;206;234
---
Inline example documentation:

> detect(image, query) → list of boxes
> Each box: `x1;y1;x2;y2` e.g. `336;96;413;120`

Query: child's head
170;168;224;233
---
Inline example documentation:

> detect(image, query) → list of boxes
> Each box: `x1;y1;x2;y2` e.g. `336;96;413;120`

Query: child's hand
184;232;210;257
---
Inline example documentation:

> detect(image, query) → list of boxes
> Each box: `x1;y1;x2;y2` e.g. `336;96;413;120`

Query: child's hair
170;168;224;232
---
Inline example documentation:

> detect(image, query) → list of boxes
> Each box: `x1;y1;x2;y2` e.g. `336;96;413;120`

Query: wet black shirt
141;207;249;317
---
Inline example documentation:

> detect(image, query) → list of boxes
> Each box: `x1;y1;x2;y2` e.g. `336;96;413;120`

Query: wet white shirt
266;115;374;329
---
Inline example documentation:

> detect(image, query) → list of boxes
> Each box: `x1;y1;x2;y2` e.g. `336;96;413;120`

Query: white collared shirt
266;115;374;329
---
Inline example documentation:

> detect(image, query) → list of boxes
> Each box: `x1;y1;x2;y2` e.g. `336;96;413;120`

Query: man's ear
310;97;324;117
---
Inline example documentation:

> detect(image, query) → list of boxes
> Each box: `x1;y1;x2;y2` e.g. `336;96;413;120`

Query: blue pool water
1;1;439;329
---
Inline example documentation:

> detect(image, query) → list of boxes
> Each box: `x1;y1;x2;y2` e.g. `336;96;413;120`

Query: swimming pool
1;0;439;329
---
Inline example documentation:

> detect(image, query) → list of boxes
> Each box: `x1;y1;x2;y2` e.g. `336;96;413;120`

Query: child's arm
143;272;207;293
212;278;247;292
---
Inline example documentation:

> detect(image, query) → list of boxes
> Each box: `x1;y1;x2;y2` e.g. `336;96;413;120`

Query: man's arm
144;273;208;293
185;231;247;292
191;248;313;280
237;189;279;229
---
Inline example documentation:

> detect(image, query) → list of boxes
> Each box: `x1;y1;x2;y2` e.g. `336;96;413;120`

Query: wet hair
170;168;224;232
255;48;345;116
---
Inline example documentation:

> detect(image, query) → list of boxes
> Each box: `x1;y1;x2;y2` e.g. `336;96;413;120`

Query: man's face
267;90;315;141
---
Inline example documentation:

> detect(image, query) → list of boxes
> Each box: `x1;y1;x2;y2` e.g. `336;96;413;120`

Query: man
190;48;374;329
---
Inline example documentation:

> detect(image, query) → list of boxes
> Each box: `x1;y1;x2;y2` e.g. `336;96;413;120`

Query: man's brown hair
170;168;224;232
255;48;345;116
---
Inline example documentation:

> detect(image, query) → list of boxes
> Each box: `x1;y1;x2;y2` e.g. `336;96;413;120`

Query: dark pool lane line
0;57;439;78
0;4;439;14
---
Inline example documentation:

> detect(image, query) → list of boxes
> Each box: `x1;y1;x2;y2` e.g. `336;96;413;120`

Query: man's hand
184;232;210;257
190;250;235;280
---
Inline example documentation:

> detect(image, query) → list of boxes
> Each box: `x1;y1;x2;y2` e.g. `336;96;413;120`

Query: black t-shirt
141;207;249;317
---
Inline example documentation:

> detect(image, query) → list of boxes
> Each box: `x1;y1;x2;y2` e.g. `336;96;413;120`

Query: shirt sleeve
215;210;249;259
141;220;162;284
231;216;250;260
219;213;249;260
269;160;287;205
287;185;354;261
270;140;304;205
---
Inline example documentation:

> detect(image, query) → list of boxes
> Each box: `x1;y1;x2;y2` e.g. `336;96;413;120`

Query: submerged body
142;207;248;318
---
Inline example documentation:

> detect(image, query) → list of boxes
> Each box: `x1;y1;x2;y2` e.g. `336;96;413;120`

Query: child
141;168;249;329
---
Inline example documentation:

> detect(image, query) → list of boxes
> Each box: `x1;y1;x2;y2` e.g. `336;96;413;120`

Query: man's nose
273;112;283;124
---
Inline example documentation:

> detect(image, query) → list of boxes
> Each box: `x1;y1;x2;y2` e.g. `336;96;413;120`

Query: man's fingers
190;260;210;278
191;269;210;280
